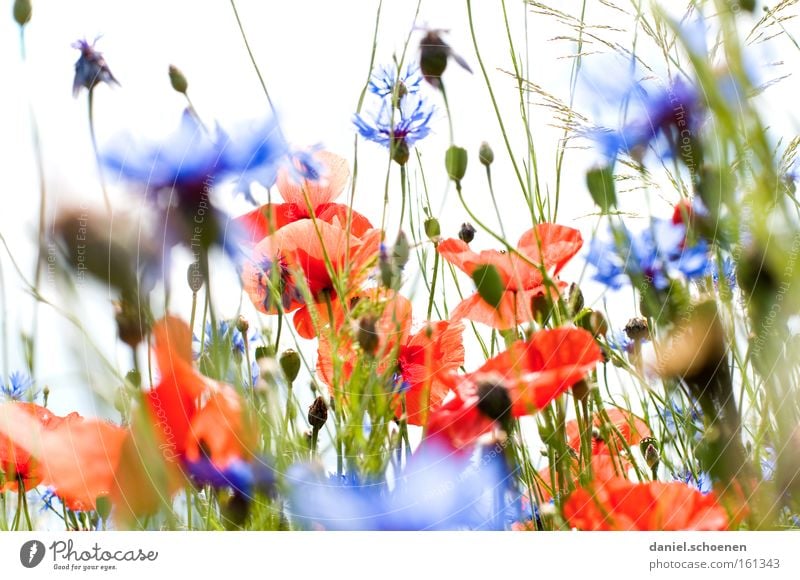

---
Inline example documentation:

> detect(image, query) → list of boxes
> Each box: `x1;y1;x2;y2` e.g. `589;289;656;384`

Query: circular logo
20;540;46;569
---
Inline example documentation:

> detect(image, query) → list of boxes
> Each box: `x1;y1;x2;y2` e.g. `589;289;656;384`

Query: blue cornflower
586;219;709;291
354;95;434;150
288;445;513;530
587;77;702;163
103;109;288;203
72;38;119;97
2;371;35;401
661;399;703;441
194;321;261;358
185;456;276;498
607;330;634;354
673;468;712;494
368;62;423;99
708;256;737;290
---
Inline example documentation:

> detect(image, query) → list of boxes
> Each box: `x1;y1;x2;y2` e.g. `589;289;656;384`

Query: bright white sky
1;0;799;430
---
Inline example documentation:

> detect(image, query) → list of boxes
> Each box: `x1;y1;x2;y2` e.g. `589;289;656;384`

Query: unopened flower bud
640;437;660;476
42;385;50;407
393;231;410;270
279;349;301;383
13;0;31;26
236;315;249;334
187;261;204;292
308;396;328;430
445;145;468;182
479;141;494;166
571;379;590;402
476;380;512;425
357;315;379;356
419;30;449;88
458;222;475;243
624;317;649;342
566;283;584;317
114;299;149;349
424;217;441;241
168;64;188;94
589;311;608;337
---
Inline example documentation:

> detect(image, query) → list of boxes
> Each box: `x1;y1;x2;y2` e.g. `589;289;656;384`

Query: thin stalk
87;88;112;214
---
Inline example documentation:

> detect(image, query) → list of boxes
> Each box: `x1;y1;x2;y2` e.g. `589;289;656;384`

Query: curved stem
426;246;439;320
88;88;112;214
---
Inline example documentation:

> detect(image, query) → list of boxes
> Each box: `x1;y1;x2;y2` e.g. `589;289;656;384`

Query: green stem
88;87;112;214
426;246;440;320
229;0;276;113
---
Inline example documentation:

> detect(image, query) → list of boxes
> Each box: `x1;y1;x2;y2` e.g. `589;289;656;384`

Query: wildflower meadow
3;0;800;537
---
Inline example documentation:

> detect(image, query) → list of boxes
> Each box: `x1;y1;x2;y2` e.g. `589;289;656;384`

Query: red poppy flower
564;467;730;530
236;151;373;243
424;327;602;451
671;198;694;225
0;403;82;490
243;219;381;339
437;223;582;329
565;408;650;456
317;291;465;425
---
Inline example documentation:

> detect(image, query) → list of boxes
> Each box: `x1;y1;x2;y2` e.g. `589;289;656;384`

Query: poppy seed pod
13;0;31;26
168;65;188;94
279;349;301;383
458;222;476;243
308;396;328;430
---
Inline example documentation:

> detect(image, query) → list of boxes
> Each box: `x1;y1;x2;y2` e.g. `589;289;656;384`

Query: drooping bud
479;141;494;166
114;299;149;349
13;0;31;27
588;311;608;337
236;315;249;334
168;64;188;94
424;217;441;242
357;315;379;356
308;396;328;430
445;145;468;183
72;38;119;97
279;349;301;383
531;293;553;324
419;30;450;89
476;380;513;427
458;222;476;243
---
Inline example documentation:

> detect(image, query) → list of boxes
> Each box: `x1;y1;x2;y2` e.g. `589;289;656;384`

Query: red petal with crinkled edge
277;151;350;208
517;223;583;276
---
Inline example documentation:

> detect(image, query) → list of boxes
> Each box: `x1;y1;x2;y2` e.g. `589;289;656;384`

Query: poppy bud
308;396;328;430
392;80;408;108
392;139;410;166
476;380;513;426
531;293;553;324
586;165;617;213
566;283;584;317
445;145;468;183
419;30;449;88
424;217;441;242
472;264;504;309
187;261;204;292
168;64;188;94
13;0;31;26
279;349;301;383
357;315;379;356
125;369;141;388
42;385;50;407
114;299;149;349
236;315;249;334
640;436;660;478
458;222;476;243
735;0;755;12
572;379;590;402
588;311;608;337
624;317;649;342
479;141;494;166
379;246;396;289
393;231;410;270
